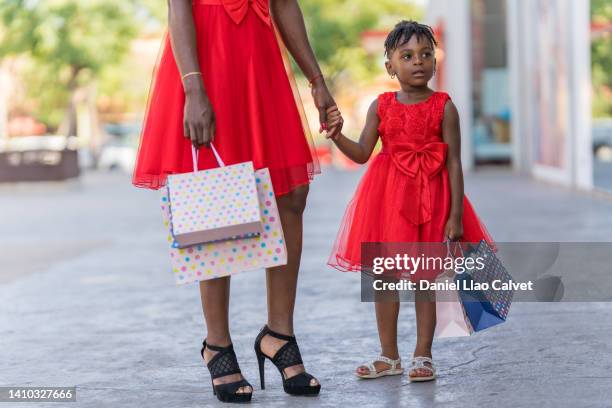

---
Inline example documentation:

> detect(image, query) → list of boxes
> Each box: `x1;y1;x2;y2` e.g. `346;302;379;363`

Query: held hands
325;106;344;141
183;88;216;149
444;217;464;241
311;80;341;139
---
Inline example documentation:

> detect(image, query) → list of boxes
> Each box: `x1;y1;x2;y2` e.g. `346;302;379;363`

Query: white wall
429;0;593;189
507;0;592;189
426;0;475;172
571;0;593;190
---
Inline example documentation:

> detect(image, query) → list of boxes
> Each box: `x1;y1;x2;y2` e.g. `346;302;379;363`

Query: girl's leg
376;301;401;361
412;288;436;376
261;184;319;386
199;277;252;393
356;295;402;375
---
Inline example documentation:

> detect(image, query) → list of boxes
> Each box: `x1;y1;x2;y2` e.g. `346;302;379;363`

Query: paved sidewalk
1;167;612;407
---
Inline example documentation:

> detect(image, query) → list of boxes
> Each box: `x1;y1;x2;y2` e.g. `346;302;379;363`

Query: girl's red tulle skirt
328;151;497;282
132;3;320;196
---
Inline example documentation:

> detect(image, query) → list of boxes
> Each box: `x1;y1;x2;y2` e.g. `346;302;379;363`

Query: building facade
427;0;592;190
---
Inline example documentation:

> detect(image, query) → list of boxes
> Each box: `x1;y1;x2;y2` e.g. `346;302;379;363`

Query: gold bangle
308;73;324;88
182;71;202;81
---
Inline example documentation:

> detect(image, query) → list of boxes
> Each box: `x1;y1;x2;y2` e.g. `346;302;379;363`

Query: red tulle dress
132;0;320;196
328;91;497;282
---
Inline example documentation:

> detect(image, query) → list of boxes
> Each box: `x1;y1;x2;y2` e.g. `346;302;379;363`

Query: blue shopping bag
454;240;514;332
455;273;506;331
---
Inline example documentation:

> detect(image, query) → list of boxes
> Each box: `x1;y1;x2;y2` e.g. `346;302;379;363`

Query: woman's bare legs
199;277;252;394
198;184;316;390
260;184;319;386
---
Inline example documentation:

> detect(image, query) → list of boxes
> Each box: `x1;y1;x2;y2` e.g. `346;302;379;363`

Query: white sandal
408;356;436;382
355;356;403;379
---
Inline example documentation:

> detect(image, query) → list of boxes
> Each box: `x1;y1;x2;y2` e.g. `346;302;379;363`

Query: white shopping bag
434;240;474;338
165;145;262;248
434;270;474;338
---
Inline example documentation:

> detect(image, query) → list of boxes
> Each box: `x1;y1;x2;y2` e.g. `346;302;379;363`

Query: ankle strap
202;340;242;380
261;325;295;342
202;340;234;352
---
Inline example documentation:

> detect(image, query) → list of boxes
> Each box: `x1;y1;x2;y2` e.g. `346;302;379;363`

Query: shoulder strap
432;91;451;129
376;92;394;120
435;91;451;107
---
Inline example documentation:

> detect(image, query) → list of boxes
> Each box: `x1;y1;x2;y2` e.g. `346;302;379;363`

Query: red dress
132;0;320;196
328;91;496;281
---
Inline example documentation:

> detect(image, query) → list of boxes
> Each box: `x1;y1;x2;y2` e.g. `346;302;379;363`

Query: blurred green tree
592;0;612;118
299;0;422;90
126;0;422;90
94;0;422;122
0;0;423;131
0;0;143;133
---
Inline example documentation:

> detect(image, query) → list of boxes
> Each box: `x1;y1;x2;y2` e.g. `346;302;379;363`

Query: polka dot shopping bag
160;146;288;284
165;145;262;248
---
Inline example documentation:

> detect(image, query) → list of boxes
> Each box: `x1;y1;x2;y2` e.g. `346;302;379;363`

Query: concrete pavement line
445;345;490;371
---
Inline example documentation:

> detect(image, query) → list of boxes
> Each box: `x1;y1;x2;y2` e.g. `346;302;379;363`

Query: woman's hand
183;87;216;149
325;106;344;141
444;216;464;241
311;80;340;137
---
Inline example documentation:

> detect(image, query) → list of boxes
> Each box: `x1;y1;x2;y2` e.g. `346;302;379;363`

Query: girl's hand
184;88;216;149
325;106;344;141
444;217;464;241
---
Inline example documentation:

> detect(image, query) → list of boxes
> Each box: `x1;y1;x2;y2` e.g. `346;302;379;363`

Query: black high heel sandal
201;340;253;403
254;325;321;396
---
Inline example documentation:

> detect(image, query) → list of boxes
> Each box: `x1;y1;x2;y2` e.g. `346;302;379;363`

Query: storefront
427;0;592;190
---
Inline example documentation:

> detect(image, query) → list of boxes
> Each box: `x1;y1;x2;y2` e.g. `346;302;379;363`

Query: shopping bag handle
445;238;464;259
192;143;225;172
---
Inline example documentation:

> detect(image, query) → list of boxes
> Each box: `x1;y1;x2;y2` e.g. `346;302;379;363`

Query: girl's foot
355;356;403;379
408;356;436;382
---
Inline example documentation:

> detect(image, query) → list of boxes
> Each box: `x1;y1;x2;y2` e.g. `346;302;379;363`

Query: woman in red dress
133;0;338;402
326;21;496;383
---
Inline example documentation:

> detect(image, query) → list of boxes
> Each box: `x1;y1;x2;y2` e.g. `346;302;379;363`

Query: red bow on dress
388;141;448;225
220;0;271;26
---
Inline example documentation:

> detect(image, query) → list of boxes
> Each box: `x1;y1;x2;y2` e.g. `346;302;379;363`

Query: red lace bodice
377;91;450;144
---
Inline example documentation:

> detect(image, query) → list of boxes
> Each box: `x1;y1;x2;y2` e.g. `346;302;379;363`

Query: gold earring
390;73;396;79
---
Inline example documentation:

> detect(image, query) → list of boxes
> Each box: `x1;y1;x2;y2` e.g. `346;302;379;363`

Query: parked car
593;119;612;161
98;122;141;172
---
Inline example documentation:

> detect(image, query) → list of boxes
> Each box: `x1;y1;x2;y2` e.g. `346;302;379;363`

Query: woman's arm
167;0;215;147
327;101;380;164
441;100;464;240
269;0;338;136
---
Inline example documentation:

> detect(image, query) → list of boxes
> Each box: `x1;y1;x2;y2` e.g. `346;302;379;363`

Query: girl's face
385;34;436;87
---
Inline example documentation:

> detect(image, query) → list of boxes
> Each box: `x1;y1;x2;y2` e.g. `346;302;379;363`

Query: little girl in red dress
326;21;496;382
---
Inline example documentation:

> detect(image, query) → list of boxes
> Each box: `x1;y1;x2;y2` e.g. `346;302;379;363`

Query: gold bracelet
182;71;202;81
308;73;324;88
